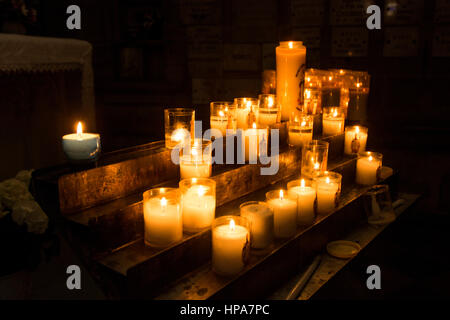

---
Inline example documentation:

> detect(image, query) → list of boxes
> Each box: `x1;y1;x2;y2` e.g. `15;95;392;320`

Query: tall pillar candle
276;41;307;121
266;190;298;238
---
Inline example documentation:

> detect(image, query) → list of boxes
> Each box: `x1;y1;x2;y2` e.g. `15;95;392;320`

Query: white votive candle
316;172;342;215
322;107;345;136
240;201;274;249
243;123;268;162
212;216;250;276
62;122;101;161
180;140;212;179
287;179;316;226
266;190;298;238
344;125;368;155
143;188;182;247
356;152;383;185
257;94;279;127
288;115;313;147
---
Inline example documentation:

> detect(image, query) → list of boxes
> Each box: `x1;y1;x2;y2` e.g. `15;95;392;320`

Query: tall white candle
181;184;216;232
316;173;341;215
344;126;368;155
266;190;298;238
288;179;316;226
356;152;382;185
62;122;101;161
212;217;250;276
276;41;307;121
240;201;274;249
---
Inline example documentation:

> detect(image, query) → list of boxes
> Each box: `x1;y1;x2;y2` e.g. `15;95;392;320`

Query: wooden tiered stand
32;121;398;299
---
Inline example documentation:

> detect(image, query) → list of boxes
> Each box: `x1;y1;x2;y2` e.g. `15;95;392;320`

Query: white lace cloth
0;34;96;127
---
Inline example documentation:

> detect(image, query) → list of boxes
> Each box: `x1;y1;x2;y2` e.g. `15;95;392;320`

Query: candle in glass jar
356;152;382;185
316;172;342;215
62;122;101;162
344;126;368;155
143;188;182;247
243;123;268;162
180;140;212;179
212;216;250;276
287;179;316;226
266;190;297;238
240;201;274;249
288;115;313;147
257;94;279;127
322;107;345;136
235;98;258;129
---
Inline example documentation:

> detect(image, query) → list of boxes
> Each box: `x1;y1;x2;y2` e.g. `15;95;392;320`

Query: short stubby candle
344;125;368;155
322;107;345;136
356;152;383;185
316;172;342;215
301;140;329;178
234;97;258;130
210;102;236;137
62;122;101;162
287;178;316;226
288;113;313;147
180;178;216;233
142;188;182;247
240;201;274;249
164;108;195;149
242;123;269;163
257;94;279;128
212;216;250;276
266;189;298;238
180;139;212;179
276;41;307;121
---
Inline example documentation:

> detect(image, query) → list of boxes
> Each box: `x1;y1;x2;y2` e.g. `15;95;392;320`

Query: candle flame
314;162;320;170
219;110;225;117
161;197;167;207
368;156;373;161
288;41;293;49
252;122;257;129
326;177;330;184
305;89;311;99
280;190;284;200
301;121;306;127
328;76;333;81
355;126;360;134
197;185;206;197
333;109;338;117
356;82;361;88
268;96;274;107
191;148;198;157
229;219;236;230
301;179;305;188
192;178;197;183
246;100;252;108
340;69;344;74
77;122;83;135
306;77;310;82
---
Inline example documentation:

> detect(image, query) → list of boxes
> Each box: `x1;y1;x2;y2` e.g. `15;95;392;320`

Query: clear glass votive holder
344;125;368;155
363;184;396;226
257;94;279;128
265;189;298;238
316;171;342;215
321;70;348;114
322;106;345;136
287;178;317;226
212;215;251;277
288;112;314;147
356;151;383;186
304;68;327;115
164;108;195;149
240;201;274;249
210;101;236;137
180;139;213;179
142;187;182;248
179;177;216;233
234;97;259;130
301;140;329;178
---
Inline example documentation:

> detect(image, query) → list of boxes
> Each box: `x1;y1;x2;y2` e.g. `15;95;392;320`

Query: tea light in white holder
62;122;101;162
356;152;383;185
240;201;274;249
142;188;183;247
212;216;250;276
287;178;316;226
180;178;216;233
322;107;345;136
316;172;342;215
266;189;297;238
344;125;368;155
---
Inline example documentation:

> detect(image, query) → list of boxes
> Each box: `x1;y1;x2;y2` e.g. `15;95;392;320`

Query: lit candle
266;189;298;238
210;110;228;136
212;216;250;276
240;201;274;249
356;152;383;185
316;172;342;215
287;179;316;226
276;41;307;121
180;140;212;179
301;140;329;178
288;115;313;147
322;107;345;136
62;122;101;162
235;98;258;129
257;94;279;127
142;188;182;247
243;123;268;162
344;125;368;155
180;178;216;233
210;102;236;136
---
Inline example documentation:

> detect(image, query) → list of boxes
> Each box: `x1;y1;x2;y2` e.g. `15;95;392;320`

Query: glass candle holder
266;189;297;238
304;68;327;115
212;215;251;276
322;107;345;136
240;201;274;249
363;184;396;226
257;94;279;128
262;70;276;94
288;112;314;147
234;97;259;130
321;71;348;113
180;177;216;233
316;171;342;215
344;125;368;155
142;187;182;248
210;101;236;136
164;108;195;149
180;139;212;179
356;151;383;186
301;140;329;178
287;178;317;226
242;123;269;162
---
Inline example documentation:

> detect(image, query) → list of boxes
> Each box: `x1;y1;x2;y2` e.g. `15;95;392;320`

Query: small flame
301;121;306;127
191;148;198;157
328;76;333;81
229;219;236;231
326;177;330;184
314;162;320;170
219;110;225;117
268;96;274;107
279;190;284;200
288;41;293;49
197;185;206;197
77;122;83;135
246;100;252;108
306;77;310;82
355;126;360;134
192;178;197;183
333;109;338;117
161;197;167;207
368;156;373;161
305;89;311;99
252;122;257;129
301;179;305;188
356;82;361;88
340;70;344;74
